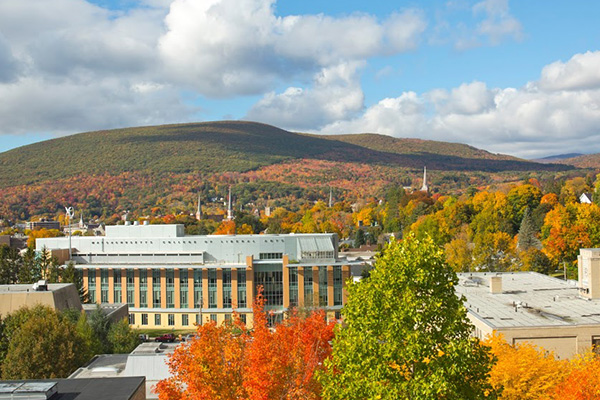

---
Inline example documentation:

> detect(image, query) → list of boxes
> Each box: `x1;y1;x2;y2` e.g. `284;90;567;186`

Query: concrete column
327;265;334;307
147;269;153;308
174;268;181;308
82;268;89;298
134;269;140;308
312;266;319;307
298;267;305;307
217;268;224;308
95;268;101;304
121;269;127;305
282;255;290;308
108;268;115;303
232;268;238;308
342;265;351;304
202;269;209;310
246;256;254;306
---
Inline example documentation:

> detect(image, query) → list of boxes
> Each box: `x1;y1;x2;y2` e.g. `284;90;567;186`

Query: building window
208;269;217;308
142;313;148;325
153;269;161;308
239;314;247;324
194;269;202;308
254;264;283;310
289;267;298;307
223;269;232;308
319;266;328;307
180;269;188;308
139;270;148;308
237;270;247;308
100;269;109;303
155;314;161;326
129;314;135;325
88;268;96;303
196;313;201;325
168;314;175;326
304;268;314;307
210;314;217;323
126;269;135;307
259;252;283;260
224;314;232;324
335;311;342;320
333;266;343;306
113;269;122;303
182;314;189;326
166;269;175;308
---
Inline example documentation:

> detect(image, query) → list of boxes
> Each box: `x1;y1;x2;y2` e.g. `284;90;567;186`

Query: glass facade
237;270;247;308
289;267;298;307
100;269;109;303
139;270;148;308
304;268;314;307
113;269;122;303
88;268;96;303
223;269;232;308
180;269;188;308
255;264;283;310
319;266;328;307
208;269;217;308
166;269;174;308
333;266;343;306
152;269;161;308
193;269;202;308
126;269;134;307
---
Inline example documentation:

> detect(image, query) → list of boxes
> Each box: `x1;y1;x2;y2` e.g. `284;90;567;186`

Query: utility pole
65;206;74;260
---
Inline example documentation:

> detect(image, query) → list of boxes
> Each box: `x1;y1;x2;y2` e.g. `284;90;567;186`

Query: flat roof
0;283;72;293
0;377;144;400
456;272;600;329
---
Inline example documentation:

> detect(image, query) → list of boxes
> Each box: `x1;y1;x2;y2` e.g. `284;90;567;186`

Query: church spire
421;166;428;192
195;193;202;221
329;186;333;208
226;186;234;221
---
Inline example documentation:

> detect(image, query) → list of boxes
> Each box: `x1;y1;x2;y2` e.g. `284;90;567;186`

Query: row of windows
129;313;248;326
92;238;287;246
259;252;283;260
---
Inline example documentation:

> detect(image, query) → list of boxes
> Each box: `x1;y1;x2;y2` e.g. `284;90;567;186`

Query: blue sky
0;0;599;158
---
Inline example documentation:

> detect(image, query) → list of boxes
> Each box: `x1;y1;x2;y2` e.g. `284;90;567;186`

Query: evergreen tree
89;305;112;353
18;246;41;284
320;235;496;399
517;207;540;251
61;262;88;303
0;245;20;284
353;229;365;248
107;319;140;354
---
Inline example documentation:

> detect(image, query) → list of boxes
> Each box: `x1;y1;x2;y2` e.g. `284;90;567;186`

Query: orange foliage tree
484;333;566;400
553;352;600;400
154;289;335;400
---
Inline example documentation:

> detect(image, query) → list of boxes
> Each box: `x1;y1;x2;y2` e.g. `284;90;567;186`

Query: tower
226;186;234;221
329;187;333;208
195;194;202;221
421;166;428;192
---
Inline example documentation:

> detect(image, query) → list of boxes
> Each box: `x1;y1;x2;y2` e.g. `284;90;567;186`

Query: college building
456;248;600;359
37;223;358;329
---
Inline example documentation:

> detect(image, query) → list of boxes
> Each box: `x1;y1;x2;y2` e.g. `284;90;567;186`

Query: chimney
490;276;502;294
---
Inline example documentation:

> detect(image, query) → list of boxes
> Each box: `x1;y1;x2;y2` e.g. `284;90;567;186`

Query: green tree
353;228;365;248
1;307;90;379
89;305;111;353
75;311;103;358
61;262;88;303
18;247;41;284
320;235;496;399
517;207;540;251
107;318;140;354
0;245;20;284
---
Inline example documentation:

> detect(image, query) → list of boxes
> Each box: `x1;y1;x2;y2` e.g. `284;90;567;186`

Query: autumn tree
107;318;140;354
484;333;565;400
320;235;496;399
553;352;600;399
517;207;540;251
156;289;335;400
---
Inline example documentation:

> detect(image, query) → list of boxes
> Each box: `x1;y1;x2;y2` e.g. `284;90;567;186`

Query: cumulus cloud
473;0;522;44
245;62;365;130
316;51;600;158
158;0;426;96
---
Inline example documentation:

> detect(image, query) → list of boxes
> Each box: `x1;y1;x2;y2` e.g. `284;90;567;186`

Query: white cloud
473;0;522;44
245;62;365;130
316;51;600;158
158;0;426;96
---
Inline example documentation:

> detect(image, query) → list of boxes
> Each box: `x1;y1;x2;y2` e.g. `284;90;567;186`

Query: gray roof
456;272;600;328
0;378;144;400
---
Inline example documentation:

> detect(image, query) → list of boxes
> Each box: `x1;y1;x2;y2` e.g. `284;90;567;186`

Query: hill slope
0;121;570;188
551;153;600;169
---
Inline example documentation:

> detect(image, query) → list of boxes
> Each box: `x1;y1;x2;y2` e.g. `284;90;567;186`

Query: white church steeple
421;166;428;192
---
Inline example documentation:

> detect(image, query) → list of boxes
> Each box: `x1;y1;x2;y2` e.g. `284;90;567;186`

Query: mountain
552;153;600;169
0;121;575;222
534;153;585;163
0;121;569;188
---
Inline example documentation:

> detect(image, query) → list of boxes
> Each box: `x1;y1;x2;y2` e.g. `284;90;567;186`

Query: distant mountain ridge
0;121;570;189
534;153;585;163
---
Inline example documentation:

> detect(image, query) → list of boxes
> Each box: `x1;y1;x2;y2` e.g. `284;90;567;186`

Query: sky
0;0;599;159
